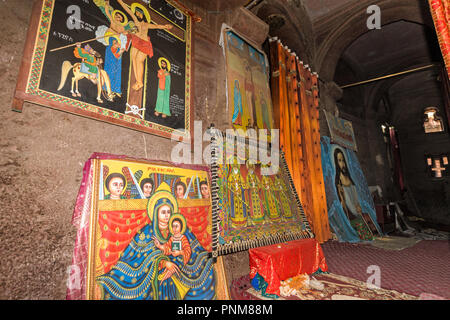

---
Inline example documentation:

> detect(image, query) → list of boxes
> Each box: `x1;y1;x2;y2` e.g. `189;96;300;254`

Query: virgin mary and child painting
84;158;216;300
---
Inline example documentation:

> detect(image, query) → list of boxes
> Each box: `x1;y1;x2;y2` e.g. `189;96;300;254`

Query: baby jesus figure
153;215;191;265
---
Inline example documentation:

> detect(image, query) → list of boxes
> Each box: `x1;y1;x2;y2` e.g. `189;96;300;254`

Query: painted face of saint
200;184;209;198
158;204;171;225
337;152;346;171
161;60;167;70
135;9;145;22
112;39;120;49
172;220;182;236
114;13;124;23
109;177;124;198
143;183;153;198
176;185;185;199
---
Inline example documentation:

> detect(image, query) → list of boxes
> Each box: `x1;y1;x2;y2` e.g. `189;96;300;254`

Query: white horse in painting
57;61;114;103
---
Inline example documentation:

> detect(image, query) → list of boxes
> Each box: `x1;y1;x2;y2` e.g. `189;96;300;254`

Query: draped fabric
269;38;331;243
429;0;450;79
320;137;383;242
249;238;328;296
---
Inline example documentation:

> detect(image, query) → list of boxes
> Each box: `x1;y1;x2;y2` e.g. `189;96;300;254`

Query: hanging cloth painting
220;25;275;137
211;133;314;256
66;153;229;300
321;137;383;242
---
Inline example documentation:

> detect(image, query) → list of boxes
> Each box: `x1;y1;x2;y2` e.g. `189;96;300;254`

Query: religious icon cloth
320;137;383;242
212;138;314;256
66;153;218;300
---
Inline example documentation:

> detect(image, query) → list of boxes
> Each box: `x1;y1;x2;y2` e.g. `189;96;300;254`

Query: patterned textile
321;137;382;242
429;0;450;79
214;142;313;256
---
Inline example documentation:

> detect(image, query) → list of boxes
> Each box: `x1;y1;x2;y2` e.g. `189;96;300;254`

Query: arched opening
332;18;450;227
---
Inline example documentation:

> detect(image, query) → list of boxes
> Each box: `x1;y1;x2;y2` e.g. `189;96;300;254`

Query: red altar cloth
249;238;328;296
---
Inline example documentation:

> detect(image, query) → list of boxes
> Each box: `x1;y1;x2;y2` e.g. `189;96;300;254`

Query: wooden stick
49;32;122;52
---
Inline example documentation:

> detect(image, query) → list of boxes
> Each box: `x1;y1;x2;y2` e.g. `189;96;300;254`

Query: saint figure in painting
74;43;101;82
244;61;256;128
273;176;293;219
260;171;280;221
245;162;264;224
96;183;216;300
154;57;172;118
104;173;127;200
153;214;191;265
227;160;248;228
334;148;373;240
259;90;271;130
232;79;243;126
95;1;135;97
104;38;125;96
117;0;173;91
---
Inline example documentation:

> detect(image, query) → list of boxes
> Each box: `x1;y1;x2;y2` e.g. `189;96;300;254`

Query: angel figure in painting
117;0;173;91
96;183;215;300
140;177;154;198
154;57;172;118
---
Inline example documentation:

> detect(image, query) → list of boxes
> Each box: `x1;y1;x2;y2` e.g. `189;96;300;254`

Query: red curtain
429;0;450;79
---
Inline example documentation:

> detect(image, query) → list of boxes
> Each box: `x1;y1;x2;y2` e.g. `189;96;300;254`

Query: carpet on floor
230;273;418;300
321;240;450;299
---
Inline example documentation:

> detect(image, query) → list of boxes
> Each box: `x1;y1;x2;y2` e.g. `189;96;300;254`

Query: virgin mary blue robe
96;223;216;300
104;42;122;95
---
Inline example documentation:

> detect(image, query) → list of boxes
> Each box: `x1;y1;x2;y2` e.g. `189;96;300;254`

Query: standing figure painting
261;174;280;222
245;162;265;224
334;148;373;240
227;160;248;228
104;38;125;96
232;79;243;126
155;57;172;118
117;0;172;91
